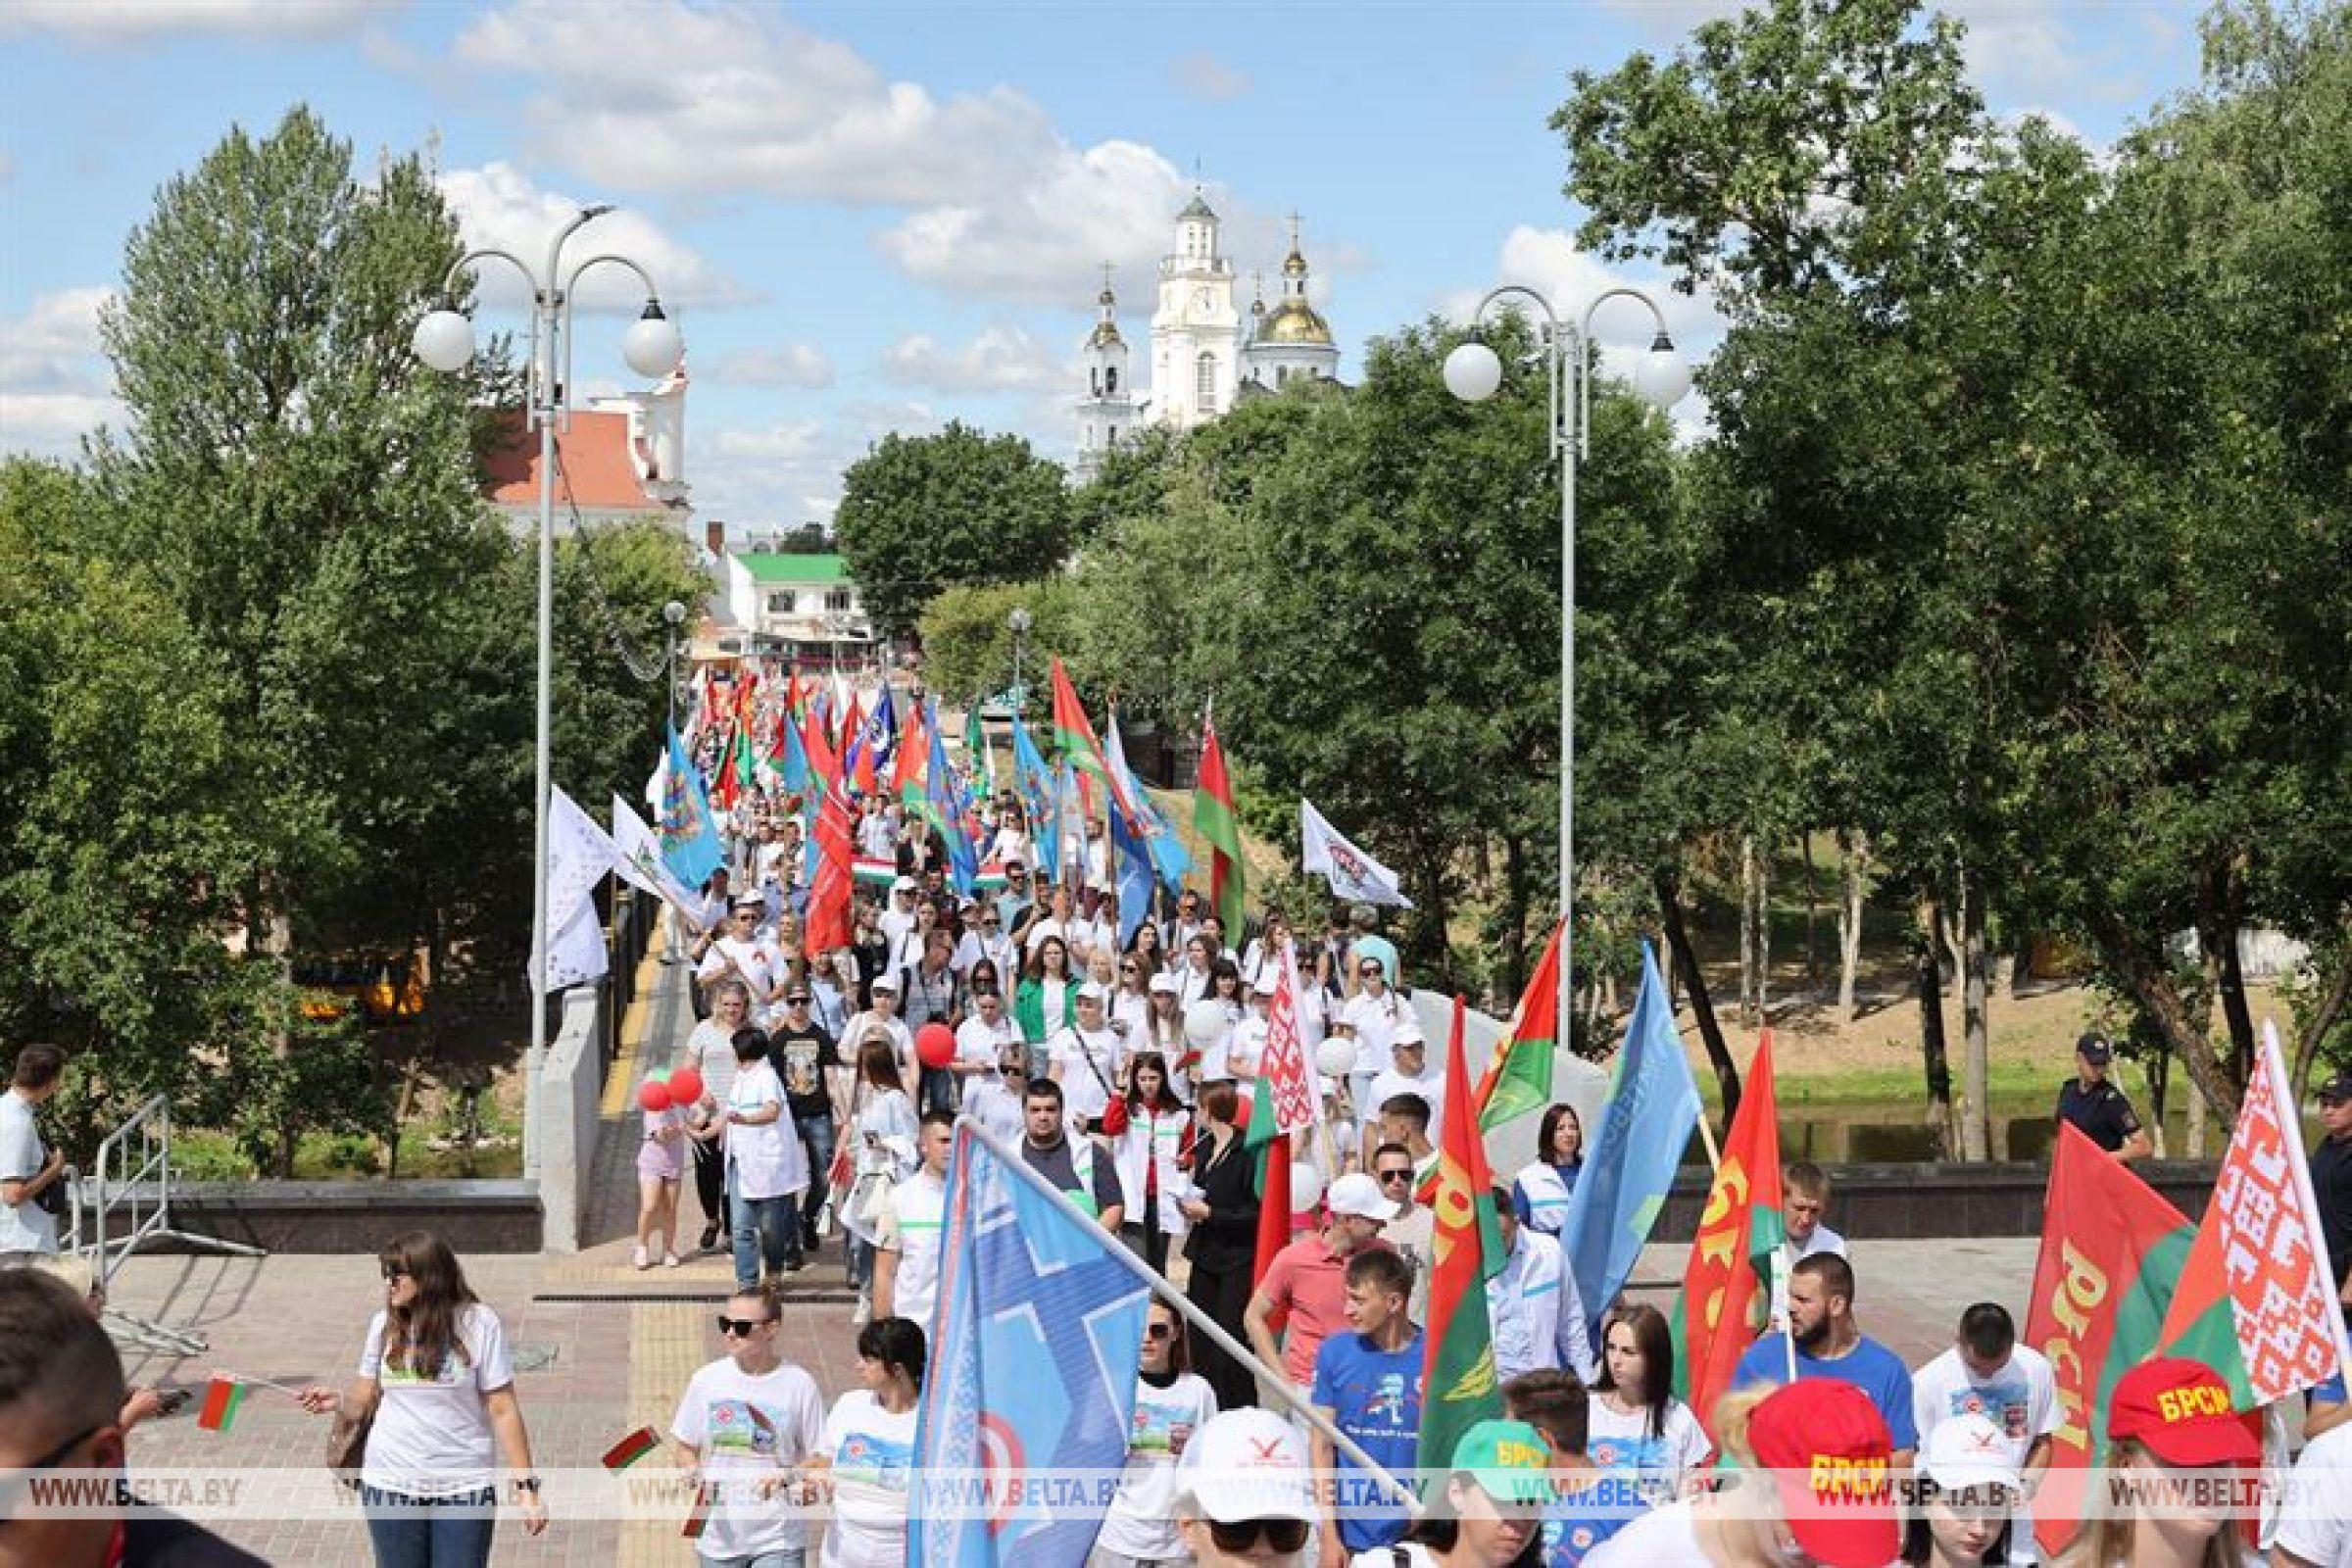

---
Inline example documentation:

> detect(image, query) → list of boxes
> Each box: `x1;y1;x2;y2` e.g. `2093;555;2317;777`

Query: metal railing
84;1094;266;1353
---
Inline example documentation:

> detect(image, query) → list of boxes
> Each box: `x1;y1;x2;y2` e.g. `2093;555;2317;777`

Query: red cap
1746;1381;1899;1568
2108;1357;2262;1467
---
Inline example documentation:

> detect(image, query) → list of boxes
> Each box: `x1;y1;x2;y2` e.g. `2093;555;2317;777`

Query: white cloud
436;162;751;313
0;391;123;460
0;287;113;391
704;344;834;390
1170;52;1251;102
880;324;1066;394
448;2;1207;308
5;0;388;38
697;419;845;526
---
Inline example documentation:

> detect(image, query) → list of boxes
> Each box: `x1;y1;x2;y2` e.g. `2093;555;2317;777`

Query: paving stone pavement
94;940;2052;1563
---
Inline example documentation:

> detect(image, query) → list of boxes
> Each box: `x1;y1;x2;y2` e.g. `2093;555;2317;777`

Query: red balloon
636;1079;672;1113
915;1022;957;1070
667;1066;705;1105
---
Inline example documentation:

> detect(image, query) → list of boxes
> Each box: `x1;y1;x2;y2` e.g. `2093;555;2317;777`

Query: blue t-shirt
1310;1329;1424;1552
1541;1471;1642;1566
1732;1333;1919;1451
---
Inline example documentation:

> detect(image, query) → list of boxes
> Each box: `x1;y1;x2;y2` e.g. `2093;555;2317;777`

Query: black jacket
1183;1130;1260;1273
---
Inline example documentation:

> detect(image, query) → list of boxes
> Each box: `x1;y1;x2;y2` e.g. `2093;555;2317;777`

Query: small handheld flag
601;1424;662;1471
196;1375;246;1433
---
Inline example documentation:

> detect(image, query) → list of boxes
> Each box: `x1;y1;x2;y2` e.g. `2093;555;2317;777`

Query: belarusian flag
1418;996;1507;1473
1051;659;1134;819
196;1375;247;1432
2023;1121;2204;1557
1671;1030;1786;1435
893;695;930;814
1193;709;1246;936
601;1425;661;1470
2157;1020;2346;1406
1475;918;1564;1131
1247;948;1315;1286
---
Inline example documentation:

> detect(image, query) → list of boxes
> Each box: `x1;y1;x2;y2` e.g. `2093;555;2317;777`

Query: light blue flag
1011;714;1057;878
659;724;724;890
774;708;810;799
1103;710;1193;893
1107;787;1154;952
926;701;980;897
1051;760;1089;892
910;1122;1150;1568
1557;941;1700;1352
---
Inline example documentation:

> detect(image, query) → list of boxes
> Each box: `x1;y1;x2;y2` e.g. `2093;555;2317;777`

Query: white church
1074;190;1342;480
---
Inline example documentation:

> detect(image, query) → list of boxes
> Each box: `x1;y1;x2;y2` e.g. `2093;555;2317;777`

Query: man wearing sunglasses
0;1270;266;1566
1169;1407;1317;1567
669;1286;826;1567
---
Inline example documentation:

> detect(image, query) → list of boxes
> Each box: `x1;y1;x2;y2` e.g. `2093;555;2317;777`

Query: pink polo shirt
1257;1233;1396;1386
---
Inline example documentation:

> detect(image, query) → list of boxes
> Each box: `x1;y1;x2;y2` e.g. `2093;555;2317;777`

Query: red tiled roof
482;408;666;512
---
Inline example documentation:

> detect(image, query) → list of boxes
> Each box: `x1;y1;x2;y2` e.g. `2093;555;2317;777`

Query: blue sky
2;0;2205;531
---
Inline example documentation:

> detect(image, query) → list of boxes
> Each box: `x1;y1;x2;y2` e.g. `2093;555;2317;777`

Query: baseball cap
2320;1070;2352;1103
1920;1413;2023;1494
1174;1407;1316;1525
1149;972;1178;996
2108;1357;2262;1467
868;972;900;993
1746;1381;1898;1568
1076;981;1108;1004
892;875;916;894
730;892;765;910
2076;1031;2114;1065
1393;1016;1427;1048
1324;1171;1401;1222
1448;1419;1554;1507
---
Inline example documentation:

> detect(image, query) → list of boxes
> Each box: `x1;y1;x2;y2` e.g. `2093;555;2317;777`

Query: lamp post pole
1446;286;1690;1040
663;599;687;736
1009;607;1032;712
414;208;683;1181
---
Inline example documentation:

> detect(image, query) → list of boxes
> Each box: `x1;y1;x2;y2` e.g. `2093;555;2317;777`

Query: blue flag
1557;941;1700;1350
659;723;724;890
1104;710;1192;893
910;1122;1150;1568
775;708;810;799
1107;786;1154;952
865;683;898;779
1011;714;1057;878
926;702;980;897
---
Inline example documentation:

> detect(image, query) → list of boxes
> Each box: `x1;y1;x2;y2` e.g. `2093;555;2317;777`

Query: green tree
834;420;1073;637
915;578;1084;710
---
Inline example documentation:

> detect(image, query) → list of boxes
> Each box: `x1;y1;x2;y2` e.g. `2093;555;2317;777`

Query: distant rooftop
481;409;666;513
736;552;852;585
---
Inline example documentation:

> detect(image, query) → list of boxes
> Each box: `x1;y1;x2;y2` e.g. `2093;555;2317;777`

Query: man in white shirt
951;897;1016;982
873;1113;952;1327
1226;974;1276;1083
695;895;786;1014
1365;1019;1444;1147
858;796;895;861
1070;884;1118;966
878;876;920;952
0;1045;67;1261
1342;963;1402;1120
1022;884;1077;957
1366;1144;1435;1327
1768;1161;1848;1330
1909;1301;2059;1562
1492;1191;1597;1382
1051;983;1125;1131
1160;889;1204;960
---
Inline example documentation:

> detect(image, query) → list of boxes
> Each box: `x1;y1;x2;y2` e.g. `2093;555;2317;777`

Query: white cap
1174;1408;1317;1525
1251;972;1279;997
868;971;900;993
1149;972;1179;996
892;875;916;894
1076;981;1109;1004
1324;1171;1400;1222
1920;1413;2023;1494
1392;1016;1427;1047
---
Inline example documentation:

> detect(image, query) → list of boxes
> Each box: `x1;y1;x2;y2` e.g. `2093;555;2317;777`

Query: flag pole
1695;1107;1723;1174
956;1116;1424;1518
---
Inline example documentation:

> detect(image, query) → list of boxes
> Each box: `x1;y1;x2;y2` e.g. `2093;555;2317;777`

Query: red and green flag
1051;659;1135;822
1192;709;1246;936
1418;996;1508;1473
601;1424;661;1470
1670;1030;1787;1436
1474;919;1564;1131
892;695;930;813
1247;949;1316;1290
196;1375;247;1433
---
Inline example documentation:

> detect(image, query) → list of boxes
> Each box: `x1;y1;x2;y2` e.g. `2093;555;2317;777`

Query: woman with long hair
1376;1419;1553;1568
2046;1358;2260;1568
1100;1052;1196;1274
1510;1104;1586;1237
1899;1413;2019;1567
297;1232;546;1565
1588;1303;1713;1505
1015;934;1079;1085
684;979;752;1253
1127;919;1163;974
1111;948;1154;1045
1095;1298;1219;1566
844;1039;917;1321
1178;1081;1258;1411
808;1315;926;1568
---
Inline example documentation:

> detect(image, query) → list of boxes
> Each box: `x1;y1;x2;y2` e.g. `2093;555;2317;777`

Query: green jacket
1014;975;1079;1046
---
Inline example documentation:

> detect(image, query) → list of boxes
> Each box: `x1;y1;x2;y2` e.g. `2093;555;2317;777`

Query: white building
1075;194;1341;480
483;369;693;536
717;551;877;665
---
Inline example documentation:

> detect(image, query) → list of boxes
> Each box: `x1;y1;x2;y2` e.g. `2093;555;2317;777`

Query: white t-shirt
698;936;783;1001
2276;1422;2352;1567
1367;1068;1445;1143
818;1390;920;1568
1053;1026;1124;1123
961;1075;1025;1145
1766;1222;1848;1330
877;1168;947;1327
956;1012;1020;1071
1911;1343;2060;1558
1024;916;1073;956
687;1019;742;1111
1096;1372;1220;1561
1583;1497;1705;1565
669;1356;826;1558
0;1089;57;1255
725;1061;807;1200
358;1303;514;1498
1586;1393;1713;1504
1344;991;1402;1077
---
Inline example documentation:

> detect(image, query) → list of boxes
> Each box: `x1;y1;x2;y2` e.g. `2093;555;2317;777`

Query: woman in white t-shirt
808;1315;925;1568
1094;1298;1219;1568
1588;1304;1713;1507
298;1232;546;1565
685;981;754;1253
669;1283;827;1568
845;1040;918;1320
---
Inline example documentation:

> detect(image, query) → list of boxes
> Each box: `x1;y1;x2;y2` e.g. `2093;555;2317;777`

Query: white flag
535;898;610;993
612;794;705;922
1299;799;1413;908
531;786;623;992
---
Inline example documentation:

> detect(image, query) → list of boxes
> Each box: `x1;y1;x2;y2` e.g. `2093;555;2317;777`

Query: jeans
917;1064;959;1115
731;1189;797;1289
848;1232;875;1291
360;1485;495;1568
793;1114;835;1244
697;1551;805;1568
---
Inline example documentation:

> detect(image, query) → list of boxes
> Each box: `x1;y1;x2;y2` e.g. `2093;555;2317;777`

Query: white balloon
1314;1037;1359;1079
1183;1000;1227;1050
1289;1160;1325;1211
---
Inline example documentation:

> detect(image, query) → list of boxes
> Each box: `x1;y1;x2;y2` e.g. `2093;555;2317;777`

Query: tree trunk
1739;834;1769;1026
1958;870;1992;1162
2293;933;2352;1102
2142;1035;2171;1159
1500;833;1532;1004
258;882;297;1179
1837;829;1867;1023
1917;898;1956;1160
1655;866;1741;1120
1802;831;1822;985
2085;908;2241;1126
2215;924;2257;1090
2186;1076;2207;1158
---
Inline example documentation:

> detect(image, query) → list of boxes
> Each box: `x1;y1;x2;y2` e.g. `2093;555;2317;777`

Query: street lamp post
662;599;688;736
413;207;684;1180
1008;607;1032;712
1445;285;1690;1039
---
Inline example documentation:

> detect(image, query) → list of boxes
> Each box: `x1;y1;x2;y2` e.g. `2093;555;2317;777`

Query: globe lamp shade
412;310;475;373
1443;340;1504;404
1633;334;1693;409
622;304;684;379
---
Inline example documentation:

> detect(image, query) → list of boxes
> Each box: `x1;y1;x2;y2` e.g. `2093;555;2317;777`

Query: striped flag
1192;709;1246;936
196;1375;246;1433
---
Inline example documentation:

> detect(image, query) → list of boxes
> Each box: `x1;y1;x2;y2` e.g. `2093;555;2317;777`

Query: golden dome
1088;318;1124;349
1282;246;1309;278
1258;297;1333;345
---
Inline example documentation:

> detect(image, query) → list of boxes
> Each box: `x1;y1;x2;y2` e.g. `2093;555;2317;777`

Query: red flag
1473;919;1562;1131
891;696;929;804
1251;1118;1295;1297
1671;1030;1787;1436
1417;995;1506;1469
1193;711;1246;936
806;776;856;954
1051;659;1134;821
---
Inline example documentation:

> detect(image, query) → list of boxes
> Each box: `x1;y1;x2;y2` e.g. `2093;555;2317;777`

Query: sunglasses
1206;1517;1310;1554
1145;1321;1175;1341
1377;1169;1414;1185
380;1264;411;1282
786;996;810;1006
1359;964;1383;977
716;1314;776;1337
